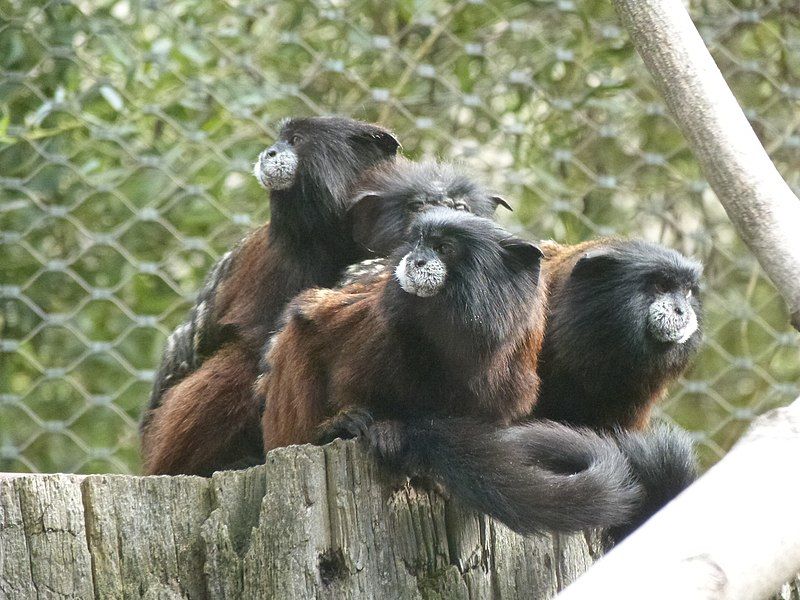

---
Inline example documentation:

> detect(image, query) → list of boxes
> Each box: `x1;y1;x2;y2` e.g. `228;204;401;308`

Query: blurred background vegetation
0;0;798;474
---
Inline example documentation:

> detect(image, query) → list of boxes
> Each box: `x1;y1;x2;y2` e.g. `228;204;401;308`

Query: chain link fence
1;0;798;474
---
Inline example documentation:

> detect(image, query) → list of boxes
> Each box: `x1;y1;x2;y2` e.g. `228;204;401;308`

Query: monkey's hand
318;412;445;495
315;407;378;445
366;419;409;464
315;409;409;465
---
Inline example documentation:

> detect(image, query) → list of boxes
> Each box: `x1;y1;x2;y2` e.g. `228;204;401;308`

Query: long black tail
606;424;698;543
369;417;644;535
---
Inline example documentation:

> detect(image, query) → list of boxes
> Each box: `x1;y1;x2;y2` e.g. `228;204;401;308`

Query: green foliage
1;0;798;473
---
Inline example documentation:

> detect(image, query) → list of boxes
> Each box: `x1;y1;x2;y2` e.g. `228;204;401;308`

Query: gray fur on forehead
356;159;495;212
279;116;395;141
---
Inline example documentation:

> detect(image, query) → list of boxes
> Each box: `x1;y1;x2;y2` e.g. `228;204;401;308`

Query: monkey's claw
315;408;376;445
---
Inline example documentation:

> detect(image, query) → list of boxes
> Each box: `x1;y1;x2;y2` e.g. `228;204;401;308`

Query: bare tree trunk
555;396;800;600
0;440;603;599
612;0;800;331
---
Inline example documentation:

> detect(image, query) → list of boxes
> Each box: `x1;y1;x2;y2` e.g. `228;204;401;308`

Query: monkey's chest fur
319;316;541;433
359;326;541;424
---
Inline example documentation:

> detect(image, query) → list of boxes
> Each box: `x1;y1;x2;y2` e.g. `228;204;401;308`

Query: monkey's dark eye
290;134;303;145
434;242;454;255
409;201;426;212
454;202;470;212
653;281;668;294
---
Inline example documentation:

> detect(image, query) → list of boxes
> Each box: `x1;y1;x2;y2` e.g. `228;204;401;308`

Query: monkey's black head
555;240;703;373
348;160;512;256
253;116;400;210
385;208;543;350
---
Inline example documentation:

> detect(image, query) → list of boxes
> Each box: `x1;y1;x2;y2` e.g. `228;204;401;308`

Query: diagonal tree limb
613;0;800;332
556;395;800;600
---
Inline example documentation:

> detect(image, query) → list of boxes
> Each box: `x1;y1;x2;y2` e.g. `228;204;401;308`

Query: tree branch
556;395;800;599
613;0;800;332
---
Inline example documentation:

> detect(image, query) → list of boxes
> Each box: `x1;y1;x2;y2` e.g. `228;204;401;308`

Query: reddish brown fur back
539;238;618;299
258;279;391;450
215;223;272;331
142;342;262;475
141;226;272;475
214;224;315;348
142;223;353;474
258;271;547;452
142;222;320;474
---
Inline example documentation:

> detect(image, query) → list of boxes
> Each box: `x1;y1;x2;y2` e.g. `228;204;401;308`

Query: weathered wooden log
0;440;603;599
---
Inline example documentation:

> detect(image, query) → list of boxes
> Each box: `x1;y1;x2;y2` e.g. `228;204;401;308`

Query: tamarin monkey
329;236;702;538
140;116;400;475
530;238;703;540
338;237;704;431
141;130;511;475
533;238;703;430
257;209;652;534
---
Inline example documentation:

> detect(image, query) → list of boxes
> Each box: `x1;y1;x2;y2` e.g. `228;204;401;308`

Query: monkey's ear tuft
374;130;401;155
354;128;401;155
490;196;513;212
500;238;543;270
348;191;385;251
572;248;619;278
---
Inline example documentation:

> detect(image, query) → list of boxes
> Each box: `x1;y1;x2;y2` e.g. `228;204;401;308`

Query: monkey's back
259;265;546;452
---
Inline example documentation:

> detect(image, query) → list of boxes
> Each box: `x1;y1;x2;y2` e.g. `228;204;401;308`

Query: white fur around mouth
395;254;447;297
253;149;297;191
648;298;698;344
252;159;269;188
674;310;698;344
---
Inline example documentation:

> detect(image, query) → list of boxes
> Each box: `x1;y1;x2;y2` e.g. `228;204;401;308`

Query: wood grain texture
2;439;797;598
1;441;600;599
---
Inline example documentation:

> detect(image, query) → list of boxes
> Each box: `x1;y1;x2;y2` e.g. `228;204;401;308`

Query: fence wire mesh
1;0;798;474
